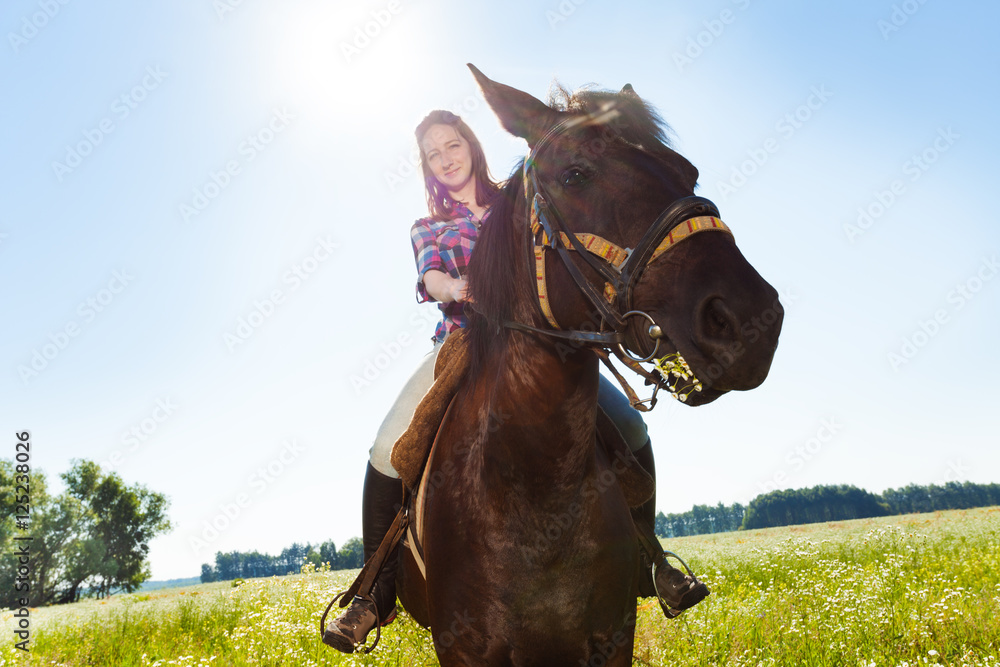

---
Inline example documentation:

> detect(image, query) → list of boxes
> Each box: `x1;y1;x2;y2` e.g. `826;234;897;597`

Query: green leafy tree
337;537;364;569
318;539;339;569
1;459;170;606
60;460;171;598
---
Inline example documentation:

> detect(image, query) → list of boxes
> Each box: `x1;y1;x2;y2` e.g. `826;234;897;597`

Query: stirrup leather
320;503;409;653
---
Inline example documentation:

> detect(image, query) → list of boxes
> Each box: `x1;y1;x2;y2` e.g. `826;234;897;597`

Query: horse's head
468;65;782;405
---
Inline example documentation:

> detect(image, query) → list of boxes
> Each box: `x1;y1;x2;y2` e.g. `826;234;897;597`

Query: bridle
504;110;734;376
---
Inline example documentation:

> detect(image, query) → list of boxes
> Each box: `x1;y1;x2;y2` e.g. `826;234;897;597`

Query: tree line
655;481;1000;537
199;538;365;583
0;459;170;607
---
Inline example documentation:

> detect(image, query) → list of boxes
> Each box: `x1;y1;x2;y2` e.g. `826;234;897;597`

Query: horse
395;64;783;666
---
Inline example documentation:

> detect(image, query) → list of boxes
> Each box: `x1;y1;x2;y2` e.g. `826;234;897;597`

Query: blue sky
3;0;998;580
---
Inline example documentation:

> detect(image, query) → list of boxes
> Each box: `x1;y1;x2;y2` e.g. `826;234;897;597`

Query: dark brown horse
396;65;782;666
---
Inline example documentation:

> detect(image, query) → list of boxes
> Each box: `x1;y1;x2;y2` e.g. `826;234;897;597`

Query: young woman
323;110;704;654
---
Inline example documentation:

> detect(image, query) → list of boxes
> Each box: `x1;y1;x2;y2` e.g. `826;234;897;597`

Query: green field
3;507;998;666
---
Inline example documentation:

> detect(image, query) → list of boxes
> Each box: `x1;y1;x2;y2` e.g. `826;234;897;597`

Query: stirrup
320;590;384;654
652;550;704;618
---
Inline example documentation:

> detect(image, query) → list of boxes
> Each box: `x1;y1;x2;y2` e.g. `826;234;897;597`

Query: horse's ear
621;83;638;97
468;63;559;147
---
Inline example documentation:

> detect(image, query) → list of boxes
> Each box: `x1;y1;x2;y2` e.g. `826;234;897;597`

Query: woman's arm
421;269;470;303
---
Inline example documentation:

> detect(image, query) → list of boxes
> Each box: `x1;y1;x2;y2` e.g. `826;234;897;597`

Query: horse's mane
465;168;531;381
464;85;677;379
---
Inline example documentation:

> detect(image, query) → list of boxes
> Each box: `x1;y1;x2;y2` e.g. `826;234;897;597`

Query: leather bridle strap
617;196;723;313
529;186;626;331
512;109;734;362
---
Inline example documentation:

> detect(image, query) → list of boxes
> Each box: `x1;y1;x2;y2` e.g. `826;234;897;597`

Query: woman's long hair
415;110;501;221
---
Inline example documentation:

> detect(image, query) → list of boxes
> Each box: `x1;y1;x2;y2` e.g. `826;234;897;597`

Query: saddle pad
390;330;470;491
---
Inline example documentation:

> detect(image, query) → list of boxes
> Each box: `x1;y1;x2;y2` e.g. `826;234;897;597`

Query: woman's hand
448;277;471;303
423;270;473;303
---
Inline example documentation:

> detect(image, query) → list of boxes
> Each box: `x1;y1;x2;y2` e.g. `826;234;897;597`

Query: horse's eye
561;168;588;187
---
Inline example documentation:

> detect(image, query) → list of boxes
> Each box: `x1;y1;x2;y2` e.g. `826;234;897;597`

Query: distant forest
200;482;999;582
656;481;1000;538
199;538;363;583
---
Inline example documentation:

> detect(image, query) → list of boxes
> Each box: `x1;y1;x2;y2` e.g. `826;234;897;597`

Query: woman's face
421;123;474;196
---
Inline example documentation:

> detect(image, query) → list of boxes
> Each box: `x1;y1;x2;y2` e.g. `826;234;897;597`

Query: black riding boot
631;440;710;617
322;462;404;653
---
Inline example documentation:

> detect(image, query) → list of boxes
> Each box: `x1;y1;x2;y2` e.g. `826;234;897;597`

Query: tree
0;459;171;606
61;460;171;598
338;537;364;569
318;539;339;569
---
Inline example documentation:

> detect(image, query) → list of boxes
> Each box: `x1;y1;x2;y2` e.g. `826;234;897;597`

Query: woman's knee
597;375;649;452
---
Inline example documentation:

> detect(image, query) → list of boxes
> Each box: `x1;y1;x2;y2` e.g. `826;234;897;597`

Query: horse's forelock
547;85;673;152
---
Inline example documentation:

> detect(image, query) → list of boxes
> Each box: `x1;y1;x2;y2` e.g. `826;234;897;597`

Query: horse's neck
477;337;601;496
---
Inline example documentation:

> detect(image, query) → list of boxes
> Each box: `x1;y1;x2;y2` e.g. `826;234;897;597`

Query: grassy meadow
2;507;998;666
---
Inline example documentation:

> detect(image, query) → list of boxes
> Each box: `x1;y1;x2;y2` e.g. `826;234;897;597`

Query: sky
2;0;998;581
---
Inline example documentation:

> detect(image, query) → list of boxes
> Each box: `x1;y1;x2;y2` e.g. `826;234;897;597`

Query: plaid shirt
411;203;489;342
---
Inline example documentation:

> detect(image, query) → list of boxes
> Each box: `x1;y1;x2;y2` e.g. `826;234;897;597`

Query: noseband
507;112;733;365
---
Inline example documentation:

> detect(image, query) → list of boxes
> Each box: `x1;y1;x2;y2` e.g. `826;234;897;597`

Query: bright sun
263;3;429;124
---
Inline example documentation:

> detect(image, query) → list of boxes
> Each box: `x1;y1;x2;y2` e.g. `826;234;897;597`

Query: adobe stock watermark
51;65;169;182
755;417;844;496
340;0;402;63
433;610;477;654
672;0;752;73
714;85;833;201
213;0;248;21
887;255;997;371
349;306;441;394
178;107;294;222
188;438;305;554
224;235;339;351
422;409;512;502
101;398;178;471
546;0;587;30
520;449;639;567
8;0;72;53
17;270;134;384
878;0;931;40
579;612;636;667
843;126;959;244
932;459;969;487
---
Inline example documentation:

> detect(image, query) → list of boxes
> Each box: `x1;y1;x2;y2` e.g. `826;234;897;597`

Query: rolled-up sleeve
411;220;443;303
